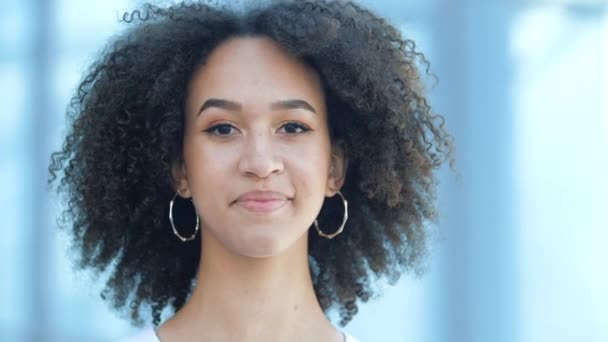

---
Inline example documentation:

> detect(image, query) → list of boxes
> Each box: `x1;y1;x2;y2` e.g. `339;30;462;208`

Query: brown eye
203;123;238;136
278;122;312;135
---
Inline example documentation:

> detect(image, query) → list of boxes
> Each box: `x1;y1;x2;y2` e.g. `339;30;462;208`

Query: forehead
185;36;325;115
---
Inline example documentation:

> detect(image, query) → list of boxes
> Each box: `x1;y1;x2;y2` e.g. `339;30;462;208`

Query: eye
203;123;239;136
278;121;312;135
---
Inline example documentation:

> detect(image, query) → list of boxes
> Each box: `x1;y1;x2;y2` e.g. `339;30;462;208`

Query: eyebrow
198;98;317;116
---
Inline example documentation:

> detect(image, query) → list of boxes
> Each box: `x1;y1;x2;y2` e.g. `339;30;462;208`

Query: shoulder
114;327;160;342
115;326;358;342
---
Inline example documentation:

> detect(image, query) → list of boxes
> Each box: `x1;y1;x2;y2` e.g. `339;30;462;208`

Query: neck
157;227;341;342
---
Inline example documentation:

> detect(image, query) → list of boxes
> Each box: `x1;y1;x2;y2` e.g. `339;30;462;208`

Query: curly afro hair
48;0;454;328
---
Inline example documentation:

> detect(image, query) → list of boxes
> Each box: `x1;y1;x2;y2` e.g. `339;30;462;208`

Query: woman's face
175;36;345;258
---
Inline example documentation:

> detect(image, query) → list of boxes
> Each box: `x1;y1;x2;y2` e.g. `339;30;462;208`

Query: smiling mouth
235;198;290;213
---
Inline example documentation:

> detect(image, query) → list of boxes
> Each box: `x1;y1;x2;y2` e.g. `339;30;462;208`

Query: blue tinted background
1;0;606;341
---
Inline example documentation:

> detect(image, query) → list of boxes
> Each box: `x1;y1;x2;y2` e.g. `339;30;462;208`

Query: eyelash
203;121;312;136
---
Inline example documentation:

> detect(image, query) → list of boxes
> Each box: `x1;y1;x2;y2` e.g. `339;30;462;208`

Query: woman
48;1;454;341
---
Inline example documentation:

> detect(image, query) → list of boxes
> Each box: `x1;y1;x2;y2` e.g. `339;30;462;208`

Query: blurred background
1;0;606;341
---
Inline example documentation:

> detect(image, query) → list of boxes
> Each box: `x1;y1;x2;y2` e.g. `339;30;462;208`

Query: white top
116;326;361;342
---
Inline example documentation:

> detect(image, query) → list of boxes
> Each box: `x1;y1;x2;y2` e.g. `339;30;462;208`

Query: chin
234;237;290;258
230;229;306;259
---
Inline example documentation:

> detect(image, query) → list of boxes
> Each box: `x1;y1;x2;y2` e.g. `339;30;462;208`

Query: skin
161;36;347;341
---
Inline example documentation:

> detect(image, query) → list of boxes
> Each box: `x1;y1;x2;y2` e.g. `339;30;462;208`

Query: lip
234;191;291;213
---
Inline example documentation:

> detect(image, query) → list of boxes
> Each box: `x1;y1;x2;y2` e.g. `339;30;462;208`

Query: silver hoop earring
169;191;199;242
314;190;348;239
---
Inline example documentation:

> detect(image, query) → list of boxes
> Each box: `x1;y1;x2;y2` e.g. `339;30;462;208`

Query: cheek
286;138;331;196
285;145;330;233
183;137;237;198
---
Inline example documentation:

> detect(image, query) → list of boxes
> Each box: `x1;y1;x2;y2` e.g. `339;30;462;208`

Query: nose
238;132;284;179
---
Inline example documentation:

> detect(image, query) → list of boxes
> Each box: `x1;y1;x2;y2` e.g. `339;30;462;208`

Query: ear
171;160;192;198
325;140;348;197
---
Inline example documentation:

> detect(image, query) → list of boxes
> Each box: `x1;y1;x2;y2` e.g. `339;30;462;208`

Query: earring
169;190;199;242
314;190;348;239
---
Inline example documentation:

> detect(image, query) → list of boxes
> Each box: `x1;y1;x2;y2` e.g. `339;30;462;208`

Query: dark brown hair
49;0;454;328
